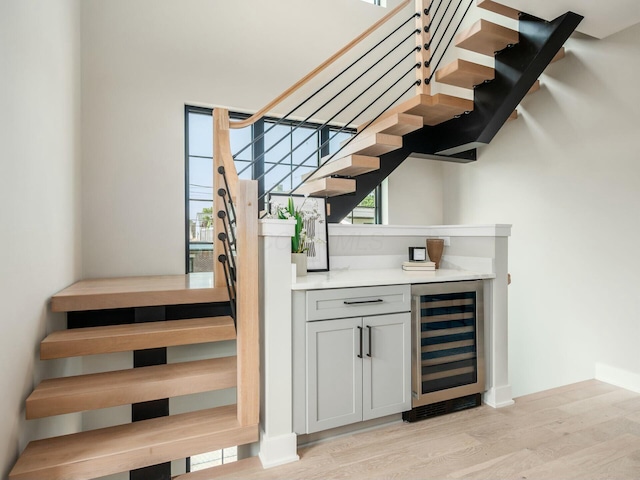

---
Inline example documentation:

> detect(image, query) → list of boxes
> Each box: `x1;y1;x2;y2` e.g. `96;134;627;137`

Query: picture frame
409;246;427;262
268;193;330;272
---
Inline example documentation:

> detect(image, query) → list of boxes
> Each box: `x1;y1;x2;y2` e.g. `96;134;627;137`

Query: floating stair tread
387;94;474;127
304;155;380;182
356;112;423;136
295;177;356;197
9;405;258;480
477;0;521;20
456;19;519;57
435;59;495;89
26;356;237;419
175;456;263;479
51;273;228;312
339;132;402;157
41;316;236;360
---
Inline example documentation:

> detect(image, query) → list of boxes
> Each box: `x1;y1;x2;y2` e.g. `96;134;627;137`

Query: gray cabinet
294;285;411;434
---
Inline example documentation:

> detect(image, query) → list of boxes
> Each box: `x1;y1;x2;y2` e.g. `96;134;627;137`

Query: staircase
280;0;583;222
11;180;259;479
10;1;584;479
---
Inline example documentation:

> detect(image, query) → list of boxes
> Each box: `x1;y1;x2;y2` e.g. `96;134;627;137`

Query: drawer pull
343;299;384;305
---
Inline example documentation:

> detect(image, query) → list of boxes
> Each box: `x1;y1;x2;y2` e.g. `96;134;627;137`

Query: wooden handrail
229;0;412;129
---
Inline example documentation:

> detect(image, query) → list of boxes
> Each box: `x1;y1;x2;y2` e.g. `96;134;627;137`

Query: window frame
184;105;383;273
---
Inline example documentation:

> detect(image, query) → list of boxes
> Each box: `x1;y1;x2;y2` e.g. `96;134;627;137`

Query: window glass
185;107;381;272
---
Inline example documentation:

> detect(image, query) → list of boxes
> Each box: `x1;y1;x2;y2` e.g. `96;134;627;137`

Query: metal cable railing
425;0;474;84
216;166;237;324
224;9;420;203
236;25;420;176
254;49;420;199
233;12;420;164
218;0;477;217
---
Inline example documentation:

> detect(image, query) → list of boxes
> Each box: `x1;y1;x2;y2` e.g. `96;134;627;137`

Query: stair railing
214;0;477;216
214;146;259;427
221;0;418;203
422;0;475;86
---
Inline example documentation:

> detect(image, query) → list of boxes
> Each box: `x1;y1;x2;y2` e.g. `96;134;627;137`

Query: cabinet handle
367;325;372;357
357;326;363;359
343;299;384;305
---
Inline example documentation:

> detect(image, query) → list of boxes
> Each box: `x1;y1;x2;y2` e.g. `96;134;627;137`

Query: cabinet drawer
306;285;410;321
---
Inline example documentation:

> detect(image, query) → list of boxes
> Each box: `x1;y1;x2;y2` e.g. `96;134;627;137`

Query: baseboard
595;362;640;393
258;430;299;469
483;385;514;408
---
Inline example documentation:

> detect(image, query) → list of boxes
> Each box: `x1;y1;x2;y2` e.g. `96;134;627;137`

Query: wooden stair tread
26;357;237;419
339;132;402;157
508;110;518;121
51;273;228;312
175;456;263;479
295;177;356;197
383;94;474;127
477;0;521;20
9;405;258;480
41;316;236;359
456;19;519;57
303;155;379;182
435;59;495;89
356;112;423;135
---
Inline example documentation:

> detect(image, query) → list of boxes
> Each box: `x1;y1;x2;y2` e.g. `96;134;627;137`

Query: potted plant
270;196;323;276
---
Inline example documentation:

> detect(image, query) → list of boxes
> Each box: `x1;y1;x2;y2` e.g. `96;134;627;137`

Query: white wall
80;0;406;278
385;157;444;225
0;0;82;476
442;25;640;397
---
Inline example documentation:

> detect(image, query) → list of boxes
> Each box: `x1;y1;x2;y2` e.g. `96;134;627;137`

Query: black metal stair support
327;11;583;223
432;11;584;155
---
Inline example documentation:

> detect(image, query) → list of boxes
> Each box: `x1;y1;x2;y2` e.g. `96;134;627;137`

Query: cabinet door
362;312;411;421
306;317;363;433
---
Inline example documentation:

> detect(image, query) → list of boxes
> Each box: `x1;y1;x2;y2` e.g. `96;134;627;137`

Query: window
362;0;384;6
185;106;382;272
341;187;382;225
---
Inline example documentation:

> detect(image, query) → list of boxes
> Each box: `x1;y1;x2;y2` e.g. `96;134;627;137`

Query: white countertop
291;268;495;291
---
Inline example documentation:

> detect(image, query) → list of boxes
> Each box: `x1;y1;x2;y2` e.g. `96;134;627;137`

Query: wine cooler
404;280;485;421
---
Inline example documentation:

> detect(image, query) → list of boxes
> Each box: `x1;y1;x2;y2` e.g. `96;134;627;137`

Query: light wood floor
210;380;640;479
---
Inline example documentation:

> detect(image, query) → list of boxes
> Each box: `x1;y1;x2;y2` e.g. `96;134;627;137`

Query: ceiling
500;0;640;38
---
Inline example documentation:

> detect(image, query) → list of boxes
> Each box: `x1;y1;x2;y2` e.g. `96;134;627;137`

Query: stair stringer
326;131;476;223
327;11;583;222
430;11;584;155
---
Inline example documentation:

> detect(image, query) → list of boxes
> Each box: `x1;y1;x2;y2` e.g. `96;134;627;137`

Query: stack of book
402;261;436;272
